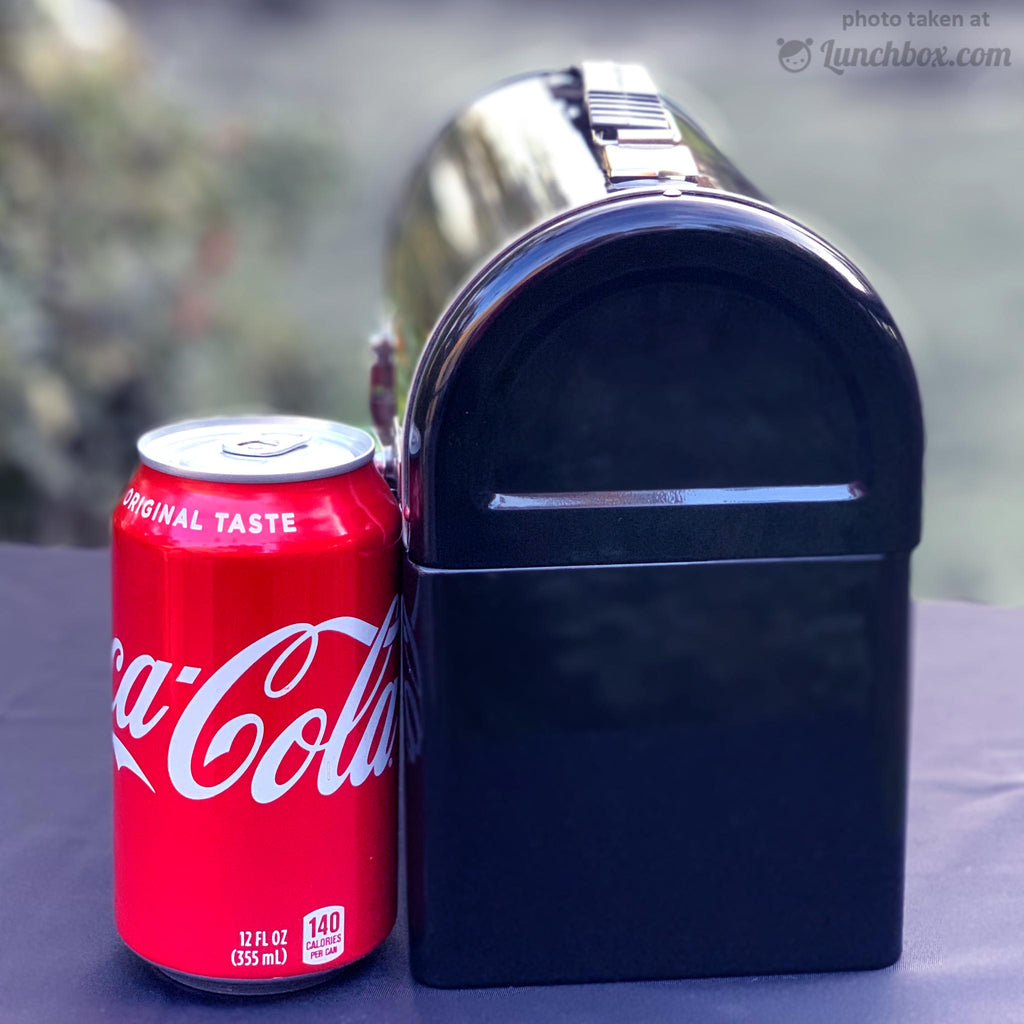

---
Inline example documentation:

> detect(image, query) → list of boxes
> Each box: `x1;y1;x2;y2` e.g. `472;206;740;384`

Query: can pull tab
221;432;311;458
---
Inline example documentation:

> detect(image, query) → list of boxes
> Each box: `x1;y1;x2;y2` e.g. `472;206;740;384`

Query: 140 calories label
303;906;345;966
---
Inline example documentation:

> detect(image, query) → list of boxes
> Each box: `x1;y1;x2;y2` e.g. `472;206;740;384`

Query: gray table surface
2;542;1023;1023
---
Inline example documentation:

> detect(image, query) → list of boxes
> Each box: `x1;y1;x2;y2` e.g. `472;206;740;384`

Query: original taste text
120;488;297;535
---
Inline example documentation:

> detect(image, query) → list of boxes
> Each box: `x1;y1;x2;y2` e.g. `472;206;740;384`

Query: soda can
111;415;401;994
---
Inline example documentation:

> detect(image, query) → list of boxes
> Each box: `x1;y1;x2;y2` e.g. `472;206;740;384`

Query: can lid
138;415;376;483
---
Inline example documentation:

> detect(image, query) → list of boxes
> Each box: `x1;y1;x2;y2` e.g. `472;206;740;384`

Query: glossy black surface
399;167;922;988
402;192;922;569
404;555;910;987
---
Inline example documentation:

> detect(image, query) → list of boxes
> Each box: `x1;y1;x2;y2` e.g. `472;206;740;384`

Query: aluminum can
111;415;401;994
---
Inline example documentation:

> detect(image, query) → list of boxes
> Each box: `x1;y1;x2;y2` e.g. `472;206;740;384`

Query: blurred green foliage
0;0;339;543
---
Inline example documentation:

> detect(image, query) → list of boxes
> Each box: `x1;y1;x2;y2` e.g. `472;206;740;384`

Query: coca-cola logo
112;598;399;802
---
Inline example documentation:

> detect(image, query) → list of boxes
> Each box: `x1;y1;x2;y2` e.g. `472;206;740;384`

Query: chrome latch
369;325;400;494
370;325;398;448
581;61;701;185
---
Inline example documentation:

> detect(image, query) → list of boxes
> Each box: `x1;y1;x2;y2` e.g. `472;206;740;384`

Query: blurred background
0;0;1021;602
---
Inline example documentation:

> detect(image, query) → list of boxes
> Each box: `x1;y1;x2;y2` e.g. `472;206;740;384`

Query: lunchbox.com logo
776;10;1011;75
778;38;815;72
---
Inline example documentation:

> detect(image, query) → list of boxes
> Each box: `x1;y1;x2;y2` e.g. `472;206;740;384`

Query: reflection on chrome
489;482;866;511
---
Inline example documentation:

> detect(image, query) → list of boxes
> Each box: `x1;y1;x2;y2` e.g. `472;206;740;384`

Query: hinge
581;61;702;185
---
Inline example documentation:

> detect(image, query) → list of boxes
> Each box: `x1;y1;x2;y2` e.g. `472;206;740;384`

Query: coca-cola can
111;415;401;994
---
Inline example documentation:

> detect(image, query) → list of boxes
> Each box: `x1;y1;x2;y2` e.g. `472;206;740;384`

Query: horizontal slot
488;482;865;512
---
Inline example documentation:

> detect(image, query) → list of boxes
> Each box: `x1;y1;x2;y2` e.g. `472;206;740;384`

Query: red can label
112;455;400;983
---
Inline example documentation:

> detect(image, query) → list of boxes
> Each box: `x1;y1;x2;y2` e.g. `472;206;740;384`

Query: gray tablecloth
2;542;1023;1022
